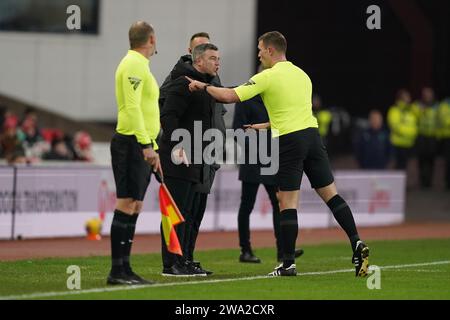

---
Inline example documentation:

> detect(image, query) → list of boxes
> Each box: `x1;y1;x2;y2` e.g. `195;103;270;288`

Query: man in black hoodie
159;43;221;276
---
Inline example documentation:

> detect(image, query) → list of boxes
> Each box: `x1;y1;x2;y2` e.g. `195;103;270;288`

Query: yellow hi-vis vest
387;102;418;148
315;109;332;137
416;103;438;138
437;100;450;139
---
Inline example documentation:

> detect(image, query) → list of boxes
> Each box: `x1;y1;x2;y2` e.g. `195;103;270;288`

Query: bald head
129;21;154;49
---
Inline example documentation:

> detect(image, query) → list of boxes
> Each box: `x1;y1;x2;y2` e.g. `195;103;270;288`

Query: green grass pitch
1;239;449;300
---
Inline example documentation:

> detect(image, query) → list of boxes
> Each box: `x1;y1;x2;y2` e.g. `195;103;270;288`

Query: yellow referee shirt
234;61;318;137
115;50;160;149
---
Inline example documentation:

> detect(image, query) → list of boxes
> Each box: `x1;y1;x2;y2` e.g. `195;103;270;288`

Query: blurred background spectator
387;89;418;170
20;106;39;127
0;113;23;160
437;98;450;190
312;94;332;146
17;114;49;161
42;138;73;161
72;131;93;162
0;104;8;126
414;87;439;189
6;146;28;165
354;110;391;169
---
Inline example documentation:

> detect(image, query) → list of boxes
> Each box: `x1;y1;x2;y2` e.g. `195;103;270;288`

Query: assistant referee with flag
108;21;162;285
187;31;370;277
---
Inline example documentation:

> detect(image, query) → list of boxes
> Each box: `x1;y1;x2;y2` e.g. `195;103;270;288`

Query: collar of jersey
128;50;149;64
273;61;291;68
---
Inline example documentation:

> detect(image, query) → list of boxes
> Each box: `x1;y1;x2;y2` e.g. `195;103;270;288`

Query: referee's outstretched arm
186;76;241;104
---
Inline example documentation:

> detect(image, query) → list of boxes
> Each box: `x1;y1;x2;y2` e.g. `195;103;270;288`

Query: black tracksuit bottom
183;192;208;262
160;176;195;268
237;181;281;255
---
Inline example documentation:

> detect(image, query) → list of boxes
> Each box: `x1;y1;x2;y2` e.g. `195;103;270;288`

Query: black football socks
123;214;139;275
327;195;360;251
110;209;130;276
279;209;298;268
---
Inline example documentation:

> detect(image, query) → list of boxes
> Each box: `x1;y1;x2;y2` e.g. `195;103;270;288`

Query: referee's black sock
326;195;360;251
123;214;139;275
110;209;129;276
279;209;298;268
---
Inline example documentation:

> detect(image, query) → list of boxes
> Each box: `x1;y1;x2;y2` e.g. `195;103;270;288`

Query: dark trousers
183;192;208;262
393;146;410;170
443;138;450;189
160;176;195;268
417;136;437;188
237;182;281;253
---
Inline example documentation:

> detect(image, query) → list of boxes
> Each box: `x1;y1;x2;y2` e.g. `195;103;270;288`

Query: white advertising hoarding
0;166;405;239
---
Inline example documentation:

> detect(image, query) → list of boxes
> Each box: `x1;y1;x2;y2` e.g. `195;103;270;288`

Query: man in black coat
233;94;304;263
159;33;225;275
159;43;221;276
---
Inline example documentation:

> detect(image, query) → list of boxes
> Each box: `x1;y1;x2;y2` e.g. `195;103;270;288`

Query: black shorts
111;133;151;201
276;128;334;191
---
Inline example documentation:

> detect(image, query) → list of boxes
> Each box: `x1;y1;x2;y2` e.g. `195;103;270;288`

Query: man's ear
149;34;156;46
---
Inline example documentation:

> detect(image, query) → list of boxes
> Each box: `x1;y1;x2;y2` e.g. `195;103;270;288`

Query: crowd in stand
386;87;450;190
0;106;93;164
315;87;450;190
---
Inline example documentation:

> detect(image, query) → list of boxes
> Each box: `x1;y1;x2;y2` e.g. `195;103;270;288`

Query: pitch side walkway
1;222;450;261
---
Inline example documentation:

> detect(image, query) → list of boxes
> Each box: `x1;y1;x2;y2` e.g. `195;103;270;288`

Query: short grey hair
192;43;218;62
129;21;154;49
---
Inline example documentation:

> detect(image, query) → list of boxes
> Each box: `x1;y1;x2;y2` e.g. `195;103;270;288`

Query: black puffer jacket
159;60;216;183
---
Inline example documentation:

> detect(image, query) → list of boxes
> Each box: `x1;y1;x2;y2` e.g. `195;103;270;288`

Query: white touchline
1;260;449;300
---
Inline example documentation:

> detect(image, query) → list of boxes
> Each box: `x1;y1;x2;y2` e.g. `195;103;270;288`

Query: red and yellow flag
159;183;184;255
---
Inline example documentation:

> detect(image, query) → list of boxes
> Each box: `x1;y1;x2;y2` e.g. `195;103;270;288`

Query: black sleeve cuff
140;143;153;149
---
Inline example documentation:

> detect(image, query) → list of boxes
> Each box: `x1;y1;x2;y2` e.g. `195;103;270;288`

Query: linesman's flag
158;180;184;255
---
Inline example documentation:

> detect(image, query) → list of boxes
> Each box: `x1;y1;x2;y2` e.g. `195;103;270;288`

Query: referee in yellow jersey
187;31;369;277
108;21;162;285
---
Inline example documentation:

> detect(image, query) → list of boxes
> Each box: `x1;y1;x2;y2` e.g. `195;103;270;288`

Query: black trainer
162;263;195;277
192;261;213;275
352;240;370;277
239;251;261;263
186;261;207;277
126;271;155;285
106;272;133;285
277;248;305;262
268;263;297;277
